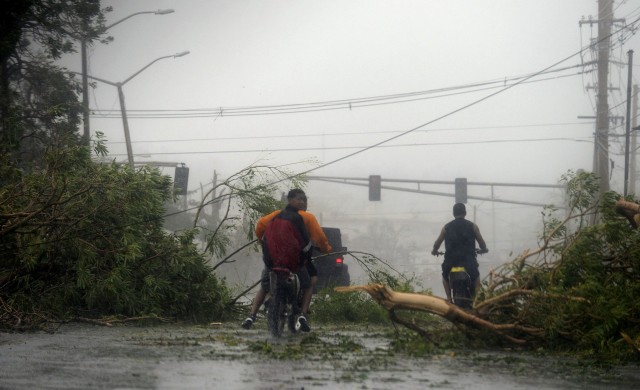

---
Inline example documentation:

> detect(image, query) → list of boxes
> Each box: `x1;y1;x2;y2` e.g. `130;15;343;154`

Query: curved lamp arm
104;9;174;31
121;51;190;86
70;50;189;87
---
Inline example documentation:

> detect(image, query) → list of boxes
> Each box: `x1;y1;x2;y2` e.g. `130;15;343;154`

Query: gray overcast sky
65;1;640;259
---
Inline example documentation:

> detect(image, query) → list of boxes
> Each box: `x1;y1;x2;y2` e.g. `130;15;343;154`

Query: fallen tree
337;171;640;361
336;284;537;344
615;199;640;228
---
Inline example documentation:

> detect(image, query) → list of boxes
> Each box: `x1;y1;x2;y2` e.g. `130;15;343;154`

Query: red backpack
262;208;309;272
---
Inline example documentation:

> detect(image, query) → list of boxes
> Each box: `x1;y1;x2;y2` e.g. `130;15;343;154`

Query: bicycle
434;249;486;309
266;267;303;337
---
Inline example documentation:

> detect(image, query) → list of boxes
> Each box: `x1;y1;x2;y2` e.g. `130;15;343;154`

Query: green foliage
368;268;419;293
191;164;309;268
1;1;108;168
562;169;599;213
479;171;640;361
310;252;425;325
540;194;640;360
312;288;390;324
0;1;243;330
0;142;231;328
390;326;464;356
349;251;420;293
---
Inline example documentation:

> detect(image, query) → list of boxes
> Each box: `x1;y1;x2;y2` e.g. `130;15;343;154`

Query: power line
267;14;640;188
107;136;593;157
89;64;590;119
102;121;594;145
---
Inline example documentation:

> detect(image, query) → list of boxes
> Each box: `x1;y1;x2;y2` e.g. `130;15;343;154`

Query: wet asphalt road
1;322;638;389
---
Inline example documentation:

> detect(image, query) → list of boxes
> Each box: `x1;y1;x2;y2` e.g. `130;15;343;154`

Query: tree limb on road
336;284;532;344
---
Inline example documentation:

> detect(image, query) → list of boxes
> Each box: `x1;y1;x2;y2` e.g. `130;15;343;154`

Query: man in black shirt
431;203;488;303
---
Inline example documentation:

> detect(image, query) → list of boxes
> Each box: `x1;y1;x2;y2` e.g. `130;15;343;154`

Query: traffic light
174;166;189;195
455;177;467;203
369;175;381;201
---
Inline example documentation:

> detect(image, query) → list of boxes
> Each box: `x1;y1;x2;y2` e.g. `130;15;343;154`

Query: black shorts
306;260;317;277
260;266;311;292
441;257;479;281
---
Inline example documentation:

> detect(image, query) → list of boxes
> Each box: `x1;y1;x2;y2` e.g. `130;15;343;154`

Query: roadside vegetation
313;288;390;325
0;139;231;328
0;1;297;330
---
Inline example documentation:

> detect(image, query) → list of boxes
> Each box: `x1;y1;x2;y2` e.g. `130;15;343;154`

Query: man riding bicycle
431;203;488;303
241;189;331;331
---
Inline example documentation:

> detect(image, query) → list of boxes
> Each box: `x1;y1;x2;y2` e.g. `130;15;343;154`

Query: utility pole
211;170;220;228
631;85;639;194
594;0;613;195
624;50;633;196
81;39;90;145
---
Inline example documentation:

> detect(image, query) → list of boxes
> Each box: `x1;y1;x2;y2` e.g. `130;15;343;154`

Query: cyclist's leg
251;268;270;315
295;266;312;331
305;260;318;299
465;261;480;296
441;260;453;303
296;267;311;314
241;268;270;328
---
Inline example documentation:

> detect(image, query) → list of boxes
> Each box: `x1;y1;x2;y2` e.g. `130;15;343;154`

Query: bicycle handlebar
432;248;488;256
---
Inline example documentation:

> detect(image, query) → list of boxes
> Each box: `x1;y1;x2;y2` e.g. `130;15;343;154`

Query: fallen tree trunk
336;284;537;344
615;199;640;228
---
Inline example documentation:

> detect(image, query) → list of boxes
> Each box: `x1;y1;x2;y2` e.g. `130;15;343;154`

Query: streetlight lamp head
155;9;175;15
174;51;190;58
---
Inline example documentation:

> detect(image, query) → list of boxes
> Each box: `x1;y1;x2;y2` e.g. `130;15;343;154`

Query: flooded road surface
1;322;638;389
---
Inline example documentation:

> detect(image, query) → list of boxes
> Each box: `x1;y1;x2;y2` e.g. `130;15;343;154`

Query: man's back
262;206;309;271
443;218;476;262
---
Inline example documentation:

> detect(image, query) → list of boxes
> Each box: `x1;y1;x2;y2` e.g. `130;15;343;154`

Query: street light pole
75;51;190;168
117;84;134;168
80;9;174;145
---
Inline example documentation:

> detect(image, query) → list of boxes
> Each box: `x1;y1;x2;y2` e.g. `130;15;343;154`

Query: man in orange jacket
241;189;331;332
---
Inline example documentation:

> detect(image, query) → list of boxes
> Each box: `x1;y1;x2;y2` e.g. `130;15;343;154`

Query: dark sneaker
241;315;256;329
297;314;310;332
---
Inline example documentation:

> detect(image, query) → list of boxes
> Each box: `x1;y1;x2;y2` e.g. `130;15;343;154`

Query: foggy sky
62;1;640;267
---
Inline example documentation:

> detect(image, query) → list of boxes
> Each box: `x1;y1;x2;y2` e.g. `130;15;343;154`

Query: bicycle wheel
268;283;286;337
451;279;472;309
287;290;301;334
286;276;301;334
